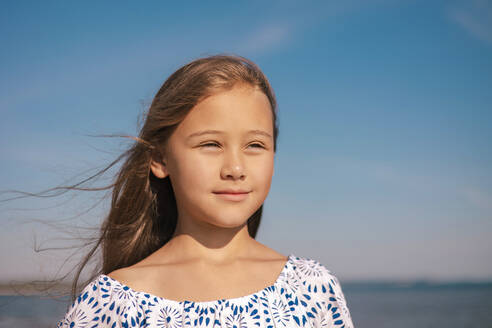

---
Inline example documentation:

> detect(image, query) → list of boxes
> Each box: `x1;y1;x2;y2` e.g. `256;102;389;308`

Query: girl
56;54;354;327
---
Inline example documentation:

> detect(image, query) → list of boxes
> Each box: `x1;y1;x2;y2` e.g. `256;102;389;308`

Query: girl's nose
220;151;245;180
221;165;245;180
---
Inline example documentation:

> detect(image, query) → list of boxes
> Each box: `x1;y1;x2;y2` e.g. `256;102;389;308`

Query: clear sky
1;0;491;283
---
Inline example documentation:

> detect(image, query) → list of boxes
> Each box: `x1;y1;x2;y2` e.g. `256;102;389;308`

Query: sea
1;282;491;327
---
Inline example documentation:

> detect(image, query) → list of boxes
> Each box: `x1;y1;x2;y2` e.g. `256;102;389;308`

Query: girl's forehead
176;87;273;136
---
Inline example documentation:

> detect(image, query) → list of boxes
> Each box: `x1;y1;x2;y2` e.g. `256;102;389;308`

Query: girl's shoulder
289;254;344;286
56;274;141;328
288;254;354;327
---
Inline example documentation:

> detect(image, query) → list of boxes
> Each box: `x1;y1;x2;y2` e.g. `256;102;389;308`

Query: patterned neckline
100;253;294;307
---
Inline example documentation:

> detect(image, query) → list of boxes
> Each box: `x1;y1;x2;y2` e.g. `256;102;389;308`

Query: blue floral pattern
57;254;354;327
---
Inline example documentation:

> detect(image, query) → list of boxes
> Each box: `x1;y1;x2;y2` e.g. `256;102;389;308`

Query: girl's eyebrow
187;129;272;140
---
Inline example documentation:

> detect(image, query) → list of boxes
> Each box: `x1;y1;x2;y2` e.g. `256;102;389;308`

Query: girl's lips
213;189;250;194
213;191;250;202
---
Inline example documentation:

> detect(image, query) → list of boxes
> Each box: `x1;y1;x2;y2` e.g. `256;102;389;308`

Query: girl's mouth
213;191;250;202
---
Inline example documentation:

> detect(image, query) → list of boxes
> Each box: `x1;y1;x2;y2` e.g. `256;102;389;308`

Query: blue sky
1;0;491;282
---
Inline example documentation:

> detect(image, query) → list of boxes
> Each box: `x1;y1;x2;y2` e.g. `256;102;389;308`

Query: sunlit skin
148;83;280;267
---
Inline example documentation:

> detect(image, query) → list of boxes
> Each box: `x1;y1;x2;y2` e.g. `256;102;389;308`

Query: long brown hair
4;54;279;304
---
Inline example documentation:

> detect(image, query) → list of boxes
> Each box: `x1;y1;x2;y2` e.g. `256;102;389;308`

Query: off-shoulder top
56;254;354;327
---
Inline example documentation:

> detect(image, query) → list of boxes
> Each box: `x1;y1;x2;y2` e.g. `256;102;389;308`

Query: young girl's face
151;84;275;230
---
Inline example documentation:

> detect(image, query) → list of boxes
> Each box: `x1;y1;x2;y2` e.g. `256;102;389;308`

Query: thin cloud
448;0;492;45
232;1;375;56
234;23;292;56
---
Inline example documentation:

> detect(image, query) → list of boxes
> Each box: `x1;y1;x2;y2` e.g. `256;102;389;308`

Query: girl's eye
249;143;265;149
201;142;220;148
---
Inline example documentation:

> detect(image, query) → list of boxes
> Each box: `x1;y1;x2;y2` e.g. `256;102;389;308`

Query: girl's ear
150;159;168;179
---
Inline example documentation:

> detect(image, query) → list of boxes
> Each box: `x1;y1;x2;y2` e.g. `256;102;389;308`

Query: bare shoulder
106;266;142;288
106;255;161;290
249;241;288;262
106;249;202;295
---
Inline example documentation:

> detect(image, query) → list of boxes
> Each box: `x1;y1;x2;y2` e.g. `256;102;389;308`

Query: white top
57;254;354;327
